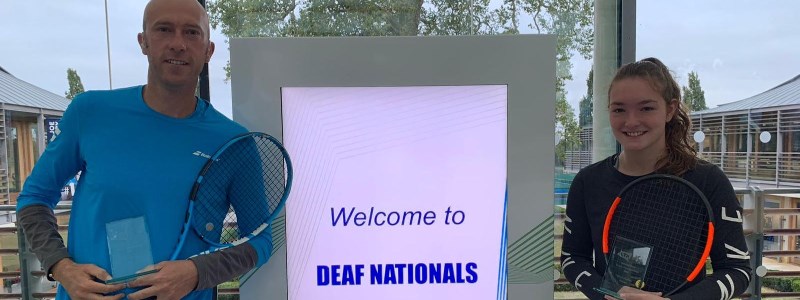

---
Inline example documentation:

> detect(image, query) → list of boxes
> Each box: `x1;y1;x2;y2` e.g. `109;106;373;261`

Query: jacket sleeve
669;166;751;300
189;240;266;290
560;170;605;300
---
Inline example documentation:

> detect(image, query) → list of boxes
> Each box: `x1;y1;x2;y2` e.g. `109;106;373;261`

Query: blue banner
45;118;60;144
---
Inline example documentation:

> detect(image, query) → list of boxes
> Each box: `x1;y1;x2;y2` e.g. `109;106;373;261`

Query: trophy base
594;287;623;300
104;269;159;284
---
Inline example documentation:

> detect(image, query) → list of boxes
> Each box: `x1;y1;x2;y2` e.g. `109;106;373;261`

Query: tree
207;0;502;79
578;68;593;128
556;90;580;164
65;68;85;100
208;0;593;79
682;71;707;112
207;0;592;146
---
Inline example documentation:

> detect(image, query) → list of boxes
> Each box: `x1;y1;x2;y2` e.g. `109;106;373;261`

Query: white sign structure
231;35;556;300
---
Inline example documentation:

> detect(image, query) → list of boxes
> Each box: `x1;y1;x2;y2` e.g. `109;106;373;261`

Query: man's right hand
50;258;126;300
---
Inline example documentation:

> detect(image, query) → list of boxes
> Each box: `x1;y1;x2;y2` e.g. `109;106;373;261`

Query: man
16;0;272;299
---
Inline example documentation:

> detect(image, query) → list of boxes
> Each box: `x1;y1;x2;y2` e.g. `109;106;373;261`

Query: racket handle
171;202;196;261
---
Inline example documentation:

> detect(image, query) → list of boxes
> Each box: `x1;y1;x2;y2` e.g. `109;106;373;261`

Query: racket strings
609;178;710;293
193;134;288;245
260;138;288;212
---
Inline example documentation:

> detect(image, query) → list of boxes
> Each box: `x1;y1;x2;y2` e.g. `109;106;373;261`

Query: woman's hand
605;286;668;300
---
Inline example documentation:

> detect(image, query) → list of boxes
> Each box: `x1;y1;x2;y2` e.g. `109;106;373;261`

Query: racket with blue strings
596;174;715;298
170;132;293;261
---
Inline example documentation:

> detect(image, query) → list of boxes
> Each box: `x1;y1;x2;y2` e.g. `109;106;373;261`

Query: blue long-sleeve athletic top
17;85;273;300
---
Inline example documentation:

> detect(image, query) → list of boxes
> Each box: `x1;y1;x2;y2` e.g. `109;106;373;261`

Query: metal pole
747;110;752;186
104;0;113;89
616;0;635;155
752;186;764;299
199;3;215;300
618;0;636;67
17;226;34;300
198;0;211;102
721;116;727;172
776;111;781;187
698;116;703;155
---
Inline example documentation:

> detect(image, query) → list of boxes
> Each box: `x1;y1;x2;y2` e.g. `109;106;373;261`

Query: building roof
0;67;70;112
693;74;800;115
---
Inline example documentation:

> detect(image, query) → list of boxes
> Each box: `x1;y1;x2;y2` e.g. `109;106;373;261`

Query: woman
560;58;751;300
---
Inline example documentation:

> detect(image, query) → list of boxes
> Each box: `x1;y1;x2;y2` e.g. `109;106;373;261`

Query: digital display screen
282;85;508;300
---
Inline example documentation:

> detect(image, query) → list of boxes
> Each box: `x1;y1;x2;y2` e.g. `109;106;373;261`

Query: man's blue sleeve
249;232;274;267
17;95;85;210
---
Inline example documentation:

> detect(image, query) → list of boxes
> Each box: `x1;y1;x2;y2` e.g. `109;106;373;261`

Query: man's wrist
186;259;199;291
48;257;74;281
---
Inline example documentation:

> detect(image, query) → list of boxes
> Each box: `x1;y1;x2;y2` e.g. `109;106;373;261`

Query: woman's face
608;77;677;155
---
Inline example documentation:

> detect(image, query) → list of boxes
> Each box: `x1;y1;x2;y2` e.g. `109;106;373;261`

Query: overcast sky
1;0;798;118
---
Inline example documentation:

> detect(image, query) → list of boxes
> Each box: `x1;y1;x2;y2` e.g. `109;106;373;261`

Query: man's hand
605;286;668;300
50;258;125;300
126;260;198;300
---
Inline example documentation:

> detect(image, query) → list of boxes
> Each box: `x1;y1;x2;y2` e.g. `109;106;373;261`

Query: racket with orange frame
600;174;715;296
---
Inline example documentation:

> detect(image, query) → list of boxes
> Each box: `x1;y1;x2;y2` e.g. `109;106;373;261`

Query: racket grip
171;202;196;261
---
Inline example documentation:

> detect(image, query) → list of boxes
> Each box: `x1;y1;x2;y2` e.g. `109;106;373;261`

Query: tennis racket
599;174;714;296
169;132;293;260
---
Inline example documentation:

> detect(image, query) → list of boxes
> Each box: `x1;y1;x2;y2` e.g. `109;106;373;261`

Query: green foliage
420;0;506;36
555;91;580;164
682;71;707;111
516;0;594;92
65;68;85;100
219;280;240;288
221;227;240;243
294;0;428;36
553;262;579;292
761;277;795;292
207;0;593;86
208;0;593;145
217;279;241;300
554;281;579;292
578;68;593;127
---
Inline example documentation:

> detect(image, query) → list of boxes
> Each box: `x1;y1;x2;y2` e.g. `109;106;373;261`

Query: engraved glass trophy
593;236;653;299
105;216;158;284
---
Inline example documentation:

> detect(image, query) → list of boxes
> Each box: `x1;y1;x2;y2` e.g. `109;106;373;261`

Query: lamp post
104;0;112;89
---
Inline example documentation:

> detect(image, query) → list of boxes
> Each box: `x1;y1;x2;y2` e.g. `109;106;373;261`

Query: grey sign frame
231;34;556;299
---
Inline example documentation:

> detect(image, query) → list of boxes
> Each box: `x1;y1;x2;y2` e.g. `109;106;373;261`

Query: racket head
190;132;293;247
601;174;715;295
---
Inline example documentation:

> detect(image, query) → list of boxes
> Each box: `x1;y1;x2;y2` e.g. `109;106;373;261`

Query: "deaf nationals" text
317;262;478;286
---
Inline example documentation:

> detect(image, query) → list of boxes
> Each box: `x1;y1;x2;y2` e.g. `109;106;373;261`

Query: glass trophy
594;236;653;300
105;216;159;284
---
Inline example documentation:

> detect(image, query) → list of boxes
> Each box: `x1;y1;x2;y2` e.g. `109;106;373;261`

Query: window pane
639;1;800;297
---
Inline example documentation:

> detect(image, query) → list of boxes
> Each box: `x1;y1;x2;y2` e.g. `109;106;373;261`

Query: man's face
138;0;214;89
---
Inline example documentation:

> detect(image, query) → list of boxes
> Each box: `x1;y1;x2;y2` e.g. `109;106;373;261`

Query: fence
0;185;798;299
